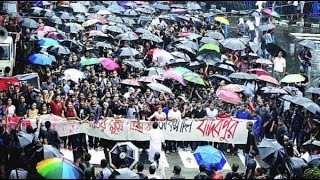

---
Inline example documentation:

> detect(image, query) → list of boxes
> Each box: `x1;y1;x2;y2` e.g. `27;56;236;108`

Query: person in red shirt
64;101;79;150
218;108;230;118
47;92;64;117
210;164;224;180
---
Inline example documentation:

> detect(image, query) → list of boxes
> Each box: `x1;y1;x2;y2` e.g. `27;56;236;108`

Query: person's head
172;104;178;112
241;103;247;111
100;159;108;169
154;152;161;162
255;167;264;176
210;164;218;173
84;153;91;162
247;121;253;130
20;95;25;103
91;96;97;105
249;150;257;158
231;163;239;172
277;51;283;58
137;162;144;172
251;109;258;117
197;102;202;109
31;102;37;109
44;121;51;129
199;164;206;172
26;125;33;134
67;101;73;108
152;122;159;129
55;95;61;102
7;98;12;105
149;165;157;175
157;105;162;112
173;165;181;175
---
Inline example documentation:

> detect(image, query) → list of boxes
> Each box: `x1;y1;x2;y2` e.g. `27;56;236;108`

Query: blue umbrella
194;145;226;171
29;53;54;66
38;38;60;47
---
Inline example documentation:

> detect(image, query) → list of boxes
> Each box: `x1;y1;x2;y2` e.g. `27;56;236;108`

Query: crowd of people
0;1;319;179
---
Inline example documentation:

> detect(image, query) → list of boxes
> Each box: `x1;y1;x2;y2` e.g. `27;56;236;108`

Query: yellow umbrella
214;17;229;25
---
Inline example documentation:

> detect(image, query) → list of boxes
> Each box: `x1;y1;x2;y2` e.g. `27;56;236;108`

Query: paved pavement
61;146;268;179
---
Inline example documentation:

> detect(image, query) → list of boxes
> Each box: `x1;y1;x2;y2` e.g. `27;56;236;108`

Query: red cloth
64;107;76;118
50;101;64;116
0;77;21;92
212;172;224;179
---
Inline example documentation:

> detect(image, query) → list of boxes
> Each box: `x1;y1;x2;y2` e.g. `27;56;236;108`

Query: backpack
82;162;93;178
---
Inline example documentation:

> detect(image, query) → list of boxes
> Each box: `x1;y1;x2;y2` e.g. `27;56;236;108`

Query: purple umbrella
162;70;187;86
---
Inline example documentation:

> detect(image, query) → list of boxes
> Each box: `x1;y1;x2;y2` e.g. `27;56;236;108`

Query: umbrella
70;3;88;13
258;24;276;32
82;19;100;27
194;145;227;171
214;16;229;25
280;74;305;83
107;16;124;24
229;72;257;80
63;69;86;84
106;25;125;34
60;40;81;49
153;49;175;66
97;9;112;15
266;43;287;57
154;3;170;10
171;51;191;61
299;39;317;50
249;42;261;53
88;14;108;24
281;95;320;114
216;89;241;104
176;15;191;21
137;76;158;83
29;53;54;66
255;58;273;65
199;44;220;53
205;30;225;40
263;87;288;94
20;18;40;28
163;70;187;86
172;67;191;75
183;72;206;86
59;12;75;20
210;74;232;82
124;9;139;16
220;84;244;92
49;16;63;25
143;67;165;76
31;7;43;15
96;42;112;49
116;32;139;41
200;37;219;45
136;7;154;14
186;2;201;10
109;142;139;169
88;30;108;37
248;68;270;76
99;58;120;71
306;155;320;167
81;58;100;66
258;138;287;165
187;34;202;40
63;23;81;33
45;32;66;40
47;45;71;55
249;10;262;17
217;64;235;72
147;82;172;94
75;14;86;23
176;44;196;54
285;157;307;174
170;4;185;8
135;28;151;34
89;5;107;13
119;48;140;57
122;17;136;26
141;33;163;43
302;140;320;150
222;38;246;51
197;51;221;63
121;79;140;87
36;145;64;159
178;32;196;37
257;75;279;85
263;8;280;18
36;157;83;179
123;60;145;69
16;131;33;148
112;168;140;179
306;87;320;95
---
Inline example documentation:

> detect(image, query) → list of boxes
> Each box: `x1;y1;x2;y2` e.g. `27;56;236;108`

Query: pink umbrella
153;49;175;66
134;1;149;4
255;58;273;65
33;30;48;37
216;89;241;105
88;14;108;24
138;76;158;83
99;58;120;71
162;70;186;86
45;32;65;40
120;79;141;87
37;26;57;32
220;84;244;92
248;68;269;76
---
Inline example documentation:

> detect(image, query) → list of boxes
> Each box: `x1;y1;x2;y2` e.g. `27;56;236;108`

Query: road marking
60;148;74;161
88;149;106;165
160;151;170;167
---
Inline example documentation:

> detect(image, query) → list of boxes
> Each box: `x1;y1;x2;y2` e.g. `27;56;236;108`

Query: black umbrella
229;72;257;80
238;36;251;45
35;144;64;159
60;40;82;49
171;51;191;61
205;30;225;40
63;23;81;33
106;25;125;34
258;138;287;165
182;40;199;51
200;37;219;45
153;3;170;10
176;44;196;54
176;15;191;21
75;14;86;23
119;48;140;57
41;9;55;17
280;95;320;114
166;58;189;66
136;7;154;14
48;16;63;25
222;38;246;51
30;7;43;15
110;168;140;179
306;87;320;95
16;131;34;148
197;50;221;61
141;33;163;43
122;18;136;26
96;42;113;49
299;39;317;50
89;5;107;13
216;64;235;72
123;60;145;69
285;157;307;175
171;4;186;8
58;12;75;20
145;67;165;76
249;42;261;53
116;32;139;41
302;139;320;150
107;16;124;24
20;18;40;29
186;2;202;10
135;28;151;34
109;142;139;169
48;45;71;55
210;74;232;82
266;43;287;57
124;9;139;16
306;155;320;167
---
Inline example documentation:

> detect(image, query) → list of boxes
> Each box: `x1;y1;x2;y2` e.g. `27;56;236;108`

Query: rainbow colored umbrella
36;157;83;179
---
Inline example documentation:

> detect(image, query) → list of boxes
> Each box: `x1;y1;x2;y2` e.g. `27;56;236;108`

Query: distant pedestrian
170;165;185;179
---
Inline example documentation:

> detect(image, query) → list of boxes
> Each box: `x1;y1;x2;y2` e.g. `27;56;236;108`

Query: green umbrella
172;67;191;76
81;58;99;66
199;44;220;53
182;72;206;86
280;74;305;83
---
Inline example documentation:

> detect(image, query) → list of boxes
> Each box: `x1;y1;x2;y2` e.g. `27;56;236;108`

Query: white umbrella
63;68;86;83
147;82;172;94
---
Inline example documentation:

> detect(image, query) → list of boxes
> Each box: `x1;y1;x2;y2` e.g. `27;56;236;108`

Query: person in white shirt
273;51;286;81
206;103;219;118
9;168;28;179
95;159;112;180
246;19;256;42
134;122;165;163
150;152;166;179
167;104;182;153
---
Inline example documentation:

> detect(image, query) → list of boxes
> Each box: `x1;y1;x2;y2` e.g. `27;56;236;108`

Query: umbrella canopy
229;72;257;80
299;39;317;50
147;82;172;94
163;70;187;86
258;23;276;32
116;32;139;41
263;8;280;18
205;30;225;40
109;142;139;169
186;2;201;10
153;49;175;66
20;18;40;28
211;74;232;82
199;44;220;53
302;140;320;150
263;87;288;94
255;58;273;65
182;72;206;86
36;145;64;159
172;67;191;75
112;168;140;179
285;157;308;175
47;45;71;55
306;87;320;95
99;58;120;71
194;145;227;171
60;40;82;49
49;16;63;25
106;25;126;34
281;95;320;114
257;75;279;85
248;68;270;76
81;58;100;66
280;74;305;83
82;19;100;27
124;9;139;16
63;68;86;84
258;138;286;165
36;157;83;179
222;38;246;51
141;33;163;43
187;34;202;40
119;48;140;57
123;60;145;69
171;51;191;61
249;42;261;53
17;131;34;148
120;79;140;87
138;76;158;83
107;16;124;24
29;53;54;66
214;16;229;25
70;2;88;13
145;67;165;76
38;38;60;46
62;23;81;33
200;37;219;44
306;155;320;167
45;32;66;40
216;89;241;104
97;9;112;15
220;84;244;92
96;42;113;49
266;43;287;57
58;12;74;20
217;64;236;72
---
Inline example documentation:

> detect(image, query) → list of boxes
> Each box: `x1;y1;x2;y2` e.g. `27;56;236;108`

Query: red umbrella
99;58;120;71
248;68;269;76
45;32;65;40
257;75;279;85
216;89;241;105
120;79;141;87
220;84;244;92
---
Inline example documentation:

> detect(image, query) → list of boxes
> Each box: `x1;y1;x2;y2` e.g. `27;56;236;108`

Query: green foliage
304;167;320;179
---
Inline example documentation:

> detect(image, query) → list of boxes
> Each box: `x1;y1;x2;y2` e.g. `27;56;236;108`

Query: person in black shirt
295;69;308;96
76;99;90;152
225;163;242;179
191;102;207;153
16;96;28;118
298;47;312;75
112;101;126;118
136;162;148;179
245;150;257;179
